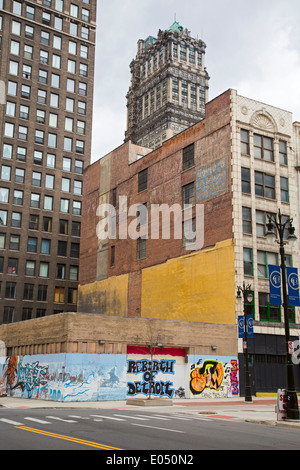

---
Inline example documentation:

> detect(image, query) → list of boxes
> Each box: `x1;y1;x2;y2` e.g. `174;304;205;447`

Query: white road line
45;416;77;423
68;415;90;420
0;418;23;426
131;423;185;434
24;417;51;424
153;414;191;421
114;414;149;421
135;414;169;421
90;414;125;421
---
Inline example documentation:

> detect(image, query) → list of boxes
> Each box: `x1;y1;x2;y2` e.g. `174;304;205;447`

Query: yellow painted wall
78;274;128;315
141;239;236;324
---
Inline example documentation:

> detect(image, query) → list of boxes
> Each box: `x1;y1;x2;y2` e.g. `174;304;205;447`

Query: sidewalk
1;395;300;429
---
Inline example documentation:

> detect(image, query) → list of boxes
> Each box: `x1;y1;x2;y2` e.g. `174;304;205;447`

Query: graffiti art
190;360;224;395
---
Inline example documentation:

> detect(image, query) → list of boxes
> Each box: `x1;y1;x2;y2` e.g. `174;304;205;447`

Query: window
39;262;49;277
3;307;14;324
13;1;22;14
138;169;148;192
0;233;5;249
56;264;66;279
18;125;28;140
20;105;29;120
9;234;20;250
280;177;289;203
137;237;146;260
26;6;35;20
41;238;51;255
44;195;53;211
68;288;78;304
279;140;287;165
240;129;249;154
24;44;33;59
30;193;40;208
45;174;55;189
71;221;80;237
3;144;13;159
59;219;68;234
78;82;87;96
257;251;278;278
51;73;60;88
11;212;21;228
29;214;39;230
9;60;19;76
241;167;250;194
78;101;86;115
82;8;90;21
110;246;115;267
7;258;18;274
182;182;195;205
1;165;11;181
53;35;62;49
76;140;84;154
47;153;56;168
6;101;16;117
43;217;52;232
72;201;81;215
40;49;49;63
60;199;69;213
77;120;86;135
259;292;281;322
75;160;83;174
79;63;87;76
4;122;14;138
183;143;194;170
256;210;274;237
0;210;7;226
27;237;37;253
11;20;21;35
25;25;34;39
25;260;36;276
69;40;77;55
58;240;67;256
54;287;65;303
65;117;73;132
36;309;46;318
74;180;82;195
61;158;71;173
13;189;23;205
242;207;252;234
15;168;25;183
22;308;32;321
48;133;57;148
64;137;72;152
70;4;79;17
32;171;42;186
255;171;275;199
5;282;16;299
0;187;9;203
7;81;17;96
69;265;78;280
37;89;47;104
70;243;79;258
54;16;63;30
61;178;70;192
38;285;47;301
254;134;274;161
243;247;253;276
52;54;61;69
42;12;51;25
23;284;34;300
68;59;76;74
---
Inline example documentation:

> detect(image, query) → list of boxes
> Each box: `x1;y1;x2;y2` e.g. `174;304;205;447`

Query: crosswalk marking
113;414;148;421
90;414;125;421
0;418;23;426
24;417;51;424
135;414;169;420
45;416;77;423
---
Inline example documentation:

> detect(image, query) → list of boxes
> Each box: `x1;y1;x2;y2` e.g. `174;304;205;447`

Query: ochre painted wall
141;239;236;323
78;274;128;315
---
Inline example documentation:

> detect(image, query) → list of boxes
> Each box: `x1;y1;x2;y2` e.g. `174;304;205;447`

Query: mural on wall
126;346;187;399
0;354;127;402
189;355;239;398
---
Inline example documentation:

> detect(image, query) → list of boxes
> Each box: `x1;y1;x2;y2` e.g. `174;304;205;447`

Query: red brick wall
80;90;234;297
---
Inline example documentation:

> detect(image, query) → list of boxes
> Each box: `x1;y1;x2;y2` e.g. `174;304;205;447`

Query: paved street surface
0;396;299;451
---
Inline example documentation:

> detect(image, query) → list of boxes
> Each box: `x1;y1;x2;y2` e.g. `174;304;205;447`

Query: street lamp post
266;208;299;420
237;282;253;402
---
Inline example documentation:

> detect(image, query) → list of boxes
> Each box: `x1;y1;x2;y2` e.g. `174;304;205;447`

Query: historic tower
125;21;209;150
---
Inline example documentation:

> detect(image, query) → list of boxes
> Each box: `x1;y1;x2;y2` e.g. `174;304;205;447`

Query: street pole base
286;391;300;420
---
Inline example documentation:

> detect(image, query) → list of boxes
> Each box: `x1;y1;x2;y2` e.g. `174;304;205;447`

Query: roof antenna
174;13;176;22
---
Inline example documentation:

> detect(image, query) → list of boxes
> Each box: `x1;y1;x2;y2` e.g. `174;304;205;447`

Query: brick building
78;89;300;395
0;0;96;323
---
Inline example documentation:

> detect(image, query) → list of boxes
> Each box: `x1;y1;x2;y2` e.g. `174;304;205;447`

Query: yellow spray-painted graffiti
190;360;224;395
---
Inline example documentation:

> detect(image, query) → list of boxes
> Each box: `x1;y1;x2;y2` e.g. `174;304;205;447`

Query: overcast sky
91;0;300;162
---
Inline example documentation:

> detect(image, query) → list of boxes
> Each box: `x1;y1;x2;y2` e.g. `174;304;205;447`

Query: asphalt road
0;407;299;452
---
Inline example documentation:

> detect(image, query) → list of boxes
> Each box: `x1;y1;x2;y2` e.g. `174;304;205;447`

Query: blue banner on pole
247;315;254;338
268;265;282;305
238;316;244;338
287;267;300;307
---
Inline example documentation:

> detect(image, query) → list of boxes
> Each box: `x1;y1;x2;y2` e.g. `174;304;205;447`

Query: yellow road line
15;426;123;450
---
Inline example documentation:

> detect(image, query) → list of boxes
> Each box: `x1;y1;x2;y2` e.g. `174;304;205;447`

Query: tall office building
125;21;209;150
0;0;96;323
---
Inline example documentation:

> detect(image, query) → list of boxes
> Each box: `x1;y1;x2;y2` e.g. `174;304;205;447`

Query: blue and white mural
0;354;127;401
